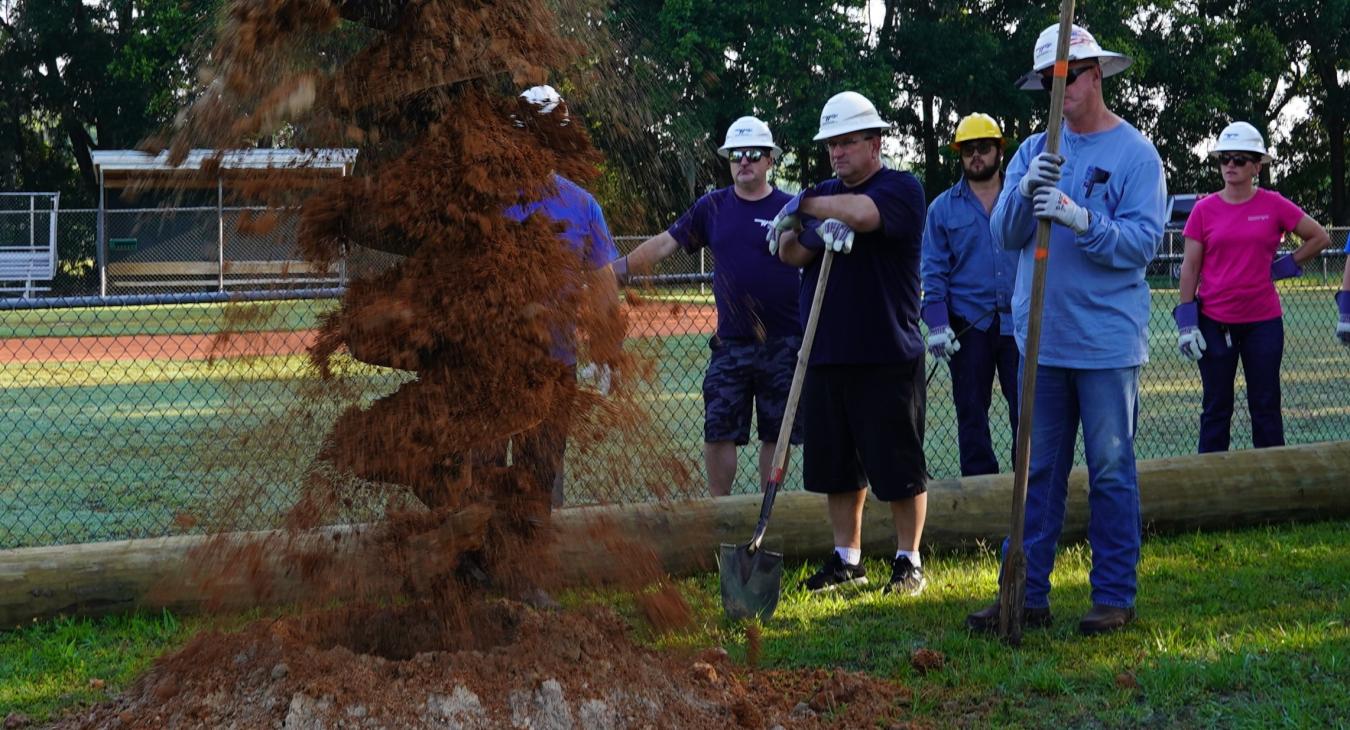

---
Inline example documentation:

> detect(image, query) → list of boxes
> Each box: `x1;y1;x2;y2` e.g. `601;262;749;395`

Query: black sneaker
881;555;927;596
802;553;868;593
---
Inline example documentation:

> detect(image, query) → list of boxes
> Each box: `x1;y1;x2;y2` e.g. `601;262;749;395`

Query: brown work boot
965;600;1053;633
1077;604;1135;635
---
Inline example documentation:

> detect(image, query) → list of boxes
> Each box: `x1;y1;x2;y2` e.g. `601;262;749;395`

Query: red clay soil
0;303;714;364
54;601;921;730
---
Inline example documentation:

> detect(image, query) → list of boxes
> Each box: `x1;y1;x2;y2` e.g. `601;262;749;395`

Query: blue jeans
1195;314;1284;453
1003;365;1141;609
948;313;1020;476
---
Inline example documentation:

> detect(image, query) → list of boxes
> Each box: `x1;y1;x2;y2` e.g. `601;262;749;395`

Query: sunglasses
1039;64;1095;91
960;140;998;157
727;149;769;163
1217;154;1256;167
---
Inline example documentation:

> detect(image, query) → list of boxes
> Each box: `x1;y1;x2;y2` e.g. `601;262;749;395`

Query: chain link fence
1;212;1347;548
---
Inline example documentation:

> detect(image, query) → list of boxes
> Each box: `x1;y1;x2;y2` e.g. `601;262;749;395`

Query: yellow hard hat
951;113;1003;150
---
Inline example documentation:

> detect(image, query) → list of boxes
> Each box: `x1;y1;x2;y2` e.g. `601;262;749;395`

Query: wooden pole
999;0;1077;647
2;442;1349;628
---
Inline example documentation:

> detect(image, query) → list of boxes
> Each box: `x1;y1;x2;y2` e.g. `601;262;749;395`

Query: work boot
881;555;927;596
802;552;868;593
1078;604;1135;635
965;600;1053;633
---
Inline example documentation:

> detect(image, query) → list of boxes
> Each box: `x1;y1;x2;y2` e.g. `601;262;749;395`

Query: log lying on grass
3;441;1348;627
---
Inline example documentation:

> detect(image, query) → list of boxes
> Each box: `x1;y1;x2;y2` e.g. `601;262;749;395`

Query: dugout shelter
91;149;357;296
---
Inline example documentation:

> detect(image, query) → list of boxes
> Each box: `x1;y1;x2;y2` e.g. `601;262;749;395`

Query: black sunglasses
1039;64;1094;91
960;140;998;157
1217;153;1256;167
727;149;769;163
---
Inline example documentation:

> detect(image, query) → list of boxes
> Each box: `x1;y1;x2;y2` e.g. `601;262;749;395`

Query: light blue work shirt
992;120;1166;369
921;177;1018;336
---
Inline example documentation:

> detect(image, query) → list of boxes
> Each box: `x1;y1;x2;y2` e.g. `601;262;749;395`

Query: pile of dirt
56;601;918;729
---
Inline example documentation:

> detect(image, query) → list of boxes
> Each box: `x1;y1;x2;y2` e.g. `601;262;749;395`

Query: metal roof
91;149;358;173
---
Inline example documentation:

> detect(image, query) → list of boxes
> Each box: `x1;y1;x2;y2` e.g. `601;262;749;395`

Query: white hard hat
517;84;570;126
1210;121;1274;163
1017;23;1133;90
813;91;891;142
717;116;782;159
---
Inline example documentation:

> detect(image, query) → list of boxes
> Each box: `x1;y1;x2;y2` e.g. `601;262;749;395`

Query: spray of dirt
56;0;923;726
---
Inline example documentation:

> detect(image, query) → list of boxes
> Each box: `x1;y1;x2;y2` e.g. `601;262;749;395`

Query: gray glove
1018;152;1064;198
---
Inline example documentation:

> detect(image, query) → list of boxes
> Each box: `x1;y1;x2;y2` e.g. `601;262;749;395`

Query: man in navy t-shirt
771;91;930;597
615;116;803;497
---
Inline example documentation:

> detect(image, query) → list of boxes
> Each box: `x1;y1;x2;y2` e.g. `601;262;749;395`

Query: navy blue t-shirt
667;187;802;340
800;168;926;364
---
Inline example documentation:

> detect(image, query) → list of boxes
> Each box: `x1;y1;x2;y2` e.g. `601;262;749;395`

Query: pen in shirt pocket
1084;166;1111;197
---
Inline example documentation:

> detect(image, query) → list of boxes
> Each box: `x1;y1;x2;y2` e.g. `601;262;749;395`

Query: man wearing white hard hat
615;116;803;497
1175;121;1331;454
921;113;1022;477
971;24;1167;636
771;91;931;597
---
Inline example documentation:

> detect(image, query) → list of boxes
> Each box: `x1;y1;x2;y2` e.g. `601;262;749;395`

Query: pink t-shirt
1183;189;1306;323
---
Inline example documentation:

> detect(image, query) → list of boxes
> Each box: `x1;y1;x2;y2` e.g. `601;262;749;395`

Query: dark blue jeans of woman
1195;314;1284;453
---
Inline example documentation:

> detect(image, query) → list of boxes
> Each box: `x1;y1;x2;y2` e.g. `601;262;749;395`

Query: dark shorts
703;335;805;446
801;360;928;501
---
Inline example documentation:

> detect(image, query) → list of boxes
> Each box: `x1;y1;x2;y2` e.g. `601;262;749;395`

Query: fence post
700;249;706;295
217;178;225;293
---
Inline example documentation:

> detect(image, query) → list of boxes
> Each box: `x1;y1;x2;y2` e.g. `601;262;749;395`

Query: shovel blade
718;543;784;621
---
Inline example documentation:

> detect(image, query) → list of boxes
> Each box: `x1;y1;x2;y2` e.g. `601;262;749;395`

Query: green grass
4;520;1346;726
597;519;1350;728
0;299;336;339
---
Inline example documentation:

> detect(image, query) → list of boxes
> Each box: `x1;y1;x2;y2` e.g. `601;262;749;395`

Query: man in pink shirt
1174;121;1331;452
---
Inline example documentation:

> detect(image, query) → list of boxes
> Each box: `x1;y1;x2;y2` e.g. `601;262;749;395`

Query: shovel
720;248;835;621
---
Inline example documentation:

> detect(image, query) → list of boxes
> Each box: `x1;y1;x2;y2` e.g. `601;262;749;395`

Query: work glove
1033;187;1091;234
610;255;631;285
578;362;613;396
921;301;960;362
1336;291;1350;347
766;190;812;254
1018;152;1064;198
1270;254;1302;281
798;218;854;254
1173;301;1206;361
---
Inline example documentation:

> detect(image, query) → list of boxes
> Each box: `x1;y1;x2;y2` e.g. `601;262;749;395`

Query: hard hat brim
1017;53;1133;90
812;121;892;142
1208;148;1275;164
948;138;1004;152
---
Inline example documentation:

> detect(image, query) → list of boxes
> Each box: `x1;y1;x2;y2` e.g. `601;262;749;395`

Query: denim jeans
1195;314;1285;453
1003;365;1142;609
948;312;1020;476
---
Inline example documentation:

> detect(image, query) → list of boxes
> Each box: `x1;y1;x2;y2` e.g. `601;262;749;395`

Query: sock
835;546;861;566
895;550;921;567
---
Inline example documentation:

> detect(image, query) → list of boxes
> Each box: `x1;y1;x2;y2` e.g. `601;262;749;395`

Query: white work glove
577;362;613;396
799;218;854;254
926;326;960;362
1173;302;1205;361
1033;187;1091;234
766;191;809;255
1018;152;1064;198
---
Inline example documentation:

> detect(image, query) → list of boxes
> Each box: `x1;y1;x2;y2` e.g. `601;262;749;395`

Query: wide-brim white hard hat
717;116;783;159
1209;121;1274;163
813;91;891;142
1016;23;1133;90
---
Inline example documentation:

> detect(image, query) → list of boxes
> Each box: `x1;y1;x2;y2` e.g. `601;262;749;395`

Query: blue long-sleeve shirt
921;177;1018;336
991;120;1166;368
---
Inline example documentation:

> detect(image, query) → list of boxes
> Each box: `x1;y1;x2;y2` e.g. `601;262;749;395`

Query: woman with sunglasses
1174;120;1332;453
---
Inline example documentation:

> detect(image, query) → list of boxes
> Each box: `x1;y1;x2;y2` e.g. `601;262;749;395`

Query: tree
0;0;214;202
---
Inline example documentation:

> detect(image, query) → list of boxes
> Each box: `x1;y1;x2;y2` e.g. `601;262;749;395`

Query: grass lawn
3;519;1346;727
0;299;336;339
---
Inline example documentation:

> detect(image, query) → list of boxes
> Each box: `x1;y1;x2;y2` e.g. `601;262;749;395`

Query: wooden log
3;442;1348;627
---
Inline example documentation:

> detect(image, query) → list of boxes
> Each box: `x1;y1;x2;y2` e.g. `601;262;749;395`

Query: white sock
895;550;921;567
835;546;862;566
